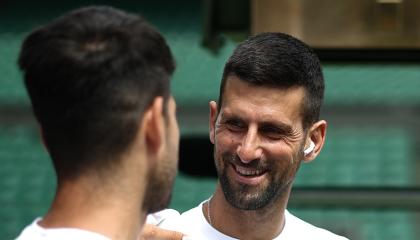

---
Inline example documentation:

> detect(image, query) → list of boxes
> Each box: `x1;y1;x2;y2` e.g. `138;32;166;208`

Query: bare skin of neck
205;183;291;240
40;168;148;240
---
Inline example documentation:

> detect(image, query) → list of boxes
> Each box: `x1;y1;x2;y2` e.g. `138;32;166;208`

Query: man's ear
209;101;218;144
142;97;165;156
303;120;327;163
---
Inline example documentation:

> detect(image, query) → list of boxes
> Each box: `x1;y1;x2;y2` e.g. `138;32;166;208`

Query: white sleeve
146;209;183;231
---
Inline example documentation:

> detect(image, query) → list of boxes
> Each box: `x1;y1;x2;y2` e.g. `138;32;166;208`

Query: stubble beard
143;151;177;214
216;151;301;211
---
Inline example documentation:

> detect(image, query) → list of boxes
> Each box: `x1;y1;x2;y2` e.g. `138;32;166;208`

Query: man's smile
230;163;268;186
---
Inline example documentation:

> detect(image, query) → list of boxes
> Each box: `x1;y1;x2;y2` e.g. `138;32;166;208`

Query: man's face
145;96;180;213
210;76;307;210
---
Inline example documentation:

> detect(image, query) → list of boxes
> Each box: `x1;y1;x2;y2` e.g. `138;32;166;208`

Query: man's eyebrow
260;121;296;135
261;121;290;130
220;111;299;135
219;111;237;120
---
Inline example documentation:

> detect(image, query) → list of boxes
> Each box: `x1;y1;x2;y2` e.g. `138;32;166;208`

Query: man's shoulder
148;204;225;239
179;202;237;240
180;203;202;219
282;210;349;240
178;202;207;232
15;218;110;240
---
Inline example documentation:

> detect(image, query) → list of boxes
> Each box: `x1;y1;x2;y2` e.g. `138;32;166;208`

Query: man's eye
260;127;284;140
225;120;245;131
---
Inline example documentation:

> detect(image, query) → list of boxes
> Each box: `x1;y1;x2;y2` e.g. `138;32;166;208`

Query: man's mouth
234;164;265;177
230;163;267;186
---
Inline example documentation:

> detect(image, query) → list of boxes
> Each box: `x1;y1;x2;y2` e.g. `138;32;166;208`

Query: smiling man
176;32;348;239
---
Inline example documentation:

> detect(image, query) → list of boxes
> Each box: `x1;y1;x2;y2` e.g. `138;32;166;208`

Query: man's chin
226;194;266;210
221;179;277;210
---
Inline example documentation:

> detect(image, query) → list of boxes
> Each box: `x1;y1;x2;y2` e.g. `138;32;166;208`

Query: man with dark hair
16;6;180;240
166;32;347;239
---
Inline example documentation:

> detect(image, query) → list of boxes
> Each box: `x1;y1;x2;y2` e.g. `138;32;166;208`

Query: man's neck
40;177;146;240
207;185;290;240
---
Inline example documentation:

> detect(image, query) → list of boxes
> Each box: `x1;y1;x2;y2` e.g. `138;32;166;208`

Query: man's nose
236;127;262;163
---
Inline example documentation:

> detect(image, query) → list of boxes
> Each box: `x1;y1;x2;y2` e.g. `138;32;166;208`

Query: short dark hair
18;6;175;180
219;32;324;129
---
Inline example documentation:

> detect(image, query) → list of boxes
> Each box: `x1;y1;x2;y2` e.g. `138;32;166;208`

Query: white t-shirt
146;208;183;231
175;202;349;240
15;218;110;240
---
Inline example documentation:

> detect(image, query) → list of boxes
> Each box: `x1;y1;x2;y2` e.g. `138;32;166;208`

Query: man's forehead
223;76;305;99
223;77;305;108
220;76;306;126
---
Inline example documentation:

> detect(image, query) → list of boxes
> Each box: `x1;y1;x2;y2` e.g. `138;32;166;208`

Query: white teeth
235;165;263;176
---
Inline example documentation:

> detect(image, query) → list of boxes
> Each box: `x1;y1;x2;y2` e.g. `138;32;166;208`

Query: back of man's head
18;6;175;180
219;32;324;129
